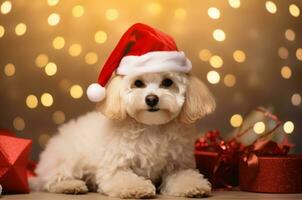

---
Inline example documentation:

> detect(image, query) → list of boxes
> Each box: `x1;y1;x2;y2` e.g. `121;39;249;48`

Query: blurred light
4;63;15;77
208;7;220;19
38;133;50;148
68;44;82;57
230;114;243;127
0;25;4;38
253;121;265;134
291;93;301;106
213;29;226;42
70;85;83;99
147;3;162;15
45;62;57;76
48;13;60;26
105;8;119;21
47;0;59;6
207;70;220;84
52;110;65;124
85;52;98;65
15;23;27;36
278;47;288;59
94;30;107;44
174;8;186;20
26;95;38;109
285;29;295;41
289;4;300;17
72;5;84;18
233;50;246;63
35;54;49;68
199;49;212;61
283;121;294;134
52;36;65;49
265;1;277;14
228;0;241;8
41;93;54;107
13;117;25;131
1;1;12;15
281;66;292;79
209;55;223;68
296;48;302;60
224;74;236;87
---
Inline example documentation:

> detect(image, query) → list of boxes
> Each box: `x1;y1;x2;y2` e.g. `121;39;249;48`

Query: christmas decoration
87;23;191;102
0;129;32;194
195;107;302;193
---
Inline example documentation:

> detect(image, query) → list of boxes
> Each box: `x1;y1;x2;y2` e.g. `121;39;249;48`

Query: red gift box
0;129;32;194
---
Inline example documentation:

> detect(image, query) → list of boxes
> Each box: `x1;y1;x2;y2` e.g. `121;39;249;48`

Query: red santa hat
87;23;192;102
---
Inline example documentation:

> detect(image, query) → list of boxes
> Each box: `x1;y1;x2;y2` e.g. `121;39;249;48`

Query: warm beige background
0;0;301;161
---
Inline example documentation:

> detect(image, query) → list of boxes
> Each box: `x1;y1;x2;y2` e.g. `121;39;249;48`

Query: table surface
1;191;302;200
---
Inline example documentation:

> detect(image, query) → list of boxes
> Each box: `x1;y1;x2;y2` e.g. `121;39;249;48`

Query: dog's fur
32;72;215;198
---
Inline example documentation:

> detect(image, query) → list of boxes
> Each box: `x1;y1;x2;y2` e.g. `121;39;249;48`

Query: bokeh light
68;44;82;57
174;8;187;20
70;85;83;99
209;55;223;68
105;8;119;21
224;74;236;87
199;49;212;61
253;121;266;134
94;30;107;44
230;114;243;127
41;93;54;107
1;1;12;15
35;54;49;68
233;50;246;63
26;95;38;109
72;5;85;18
291;93;301;106
48;13;60;26
207;70;220;84
0;25;5;38
278;47;289;59
85;52;98;65
52;36;65;49
285;29;295;41
296;48;302;60
4;63;15;77
213;29;226;42
265;1;277;14
13;117;25;131
228;0;241;8
47;0;59;7
15;23;27;36
45;62;57;76
289;4;300;18
208;7;220;19
147;3;162;15
280;66;292;79
52;110;65;124
38;133;50;148
283;121;294;134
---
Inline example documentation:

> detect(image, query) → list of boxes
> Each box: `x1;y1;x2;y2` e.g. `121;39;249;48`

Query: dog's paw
49;179;88;194
161;169;211;198
119;185;156;199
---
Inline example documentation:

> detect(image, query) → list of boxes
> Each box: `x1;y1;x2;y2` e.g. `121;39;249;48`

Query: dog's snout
145;95;159;107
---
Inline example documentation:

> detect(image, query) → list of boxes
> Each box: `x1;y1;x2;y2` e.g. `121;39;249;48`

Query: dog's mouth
147;108;160;112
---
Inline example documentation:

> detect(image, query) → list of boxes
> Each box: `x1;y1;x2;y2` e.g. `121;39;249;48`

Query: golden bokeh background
0;0;301;160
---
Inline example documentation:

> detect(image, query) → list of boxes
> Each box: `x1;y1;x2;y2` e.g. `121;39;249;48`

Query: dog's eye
161;78;173;88
134;80;145;88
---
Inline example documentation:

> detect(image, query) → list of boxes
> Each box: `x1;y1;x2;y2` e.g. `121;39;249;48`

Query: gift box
0;129;32;194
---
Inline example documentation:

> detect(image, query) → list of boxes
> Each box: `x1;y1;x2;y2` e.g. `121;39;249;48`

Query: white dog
32;71;215;198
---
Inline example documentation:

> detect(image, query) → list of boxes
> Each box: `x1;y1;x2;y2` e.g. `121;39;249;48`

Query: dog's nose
145;95;159;107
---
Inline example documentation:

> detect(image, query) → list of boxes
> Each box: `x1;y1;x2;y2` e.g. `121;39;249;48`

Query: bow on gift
195;107;294;189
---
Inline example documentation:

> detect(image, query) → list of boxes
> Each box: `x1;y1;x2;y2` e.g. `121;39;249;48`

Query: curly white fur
32;72;215;198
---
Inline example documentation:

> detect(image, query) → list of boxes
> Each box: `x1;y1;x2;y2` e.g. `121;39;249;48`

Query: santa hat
86;23;192;102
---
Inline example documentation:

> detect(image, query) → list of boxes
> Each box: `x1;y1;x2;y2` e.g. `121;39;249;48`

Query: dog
32;71;215;198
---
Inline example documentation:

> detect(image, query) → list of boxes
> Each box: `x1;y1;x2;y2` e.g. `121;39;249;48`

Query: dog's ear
179;76;216;124
96;76;127;120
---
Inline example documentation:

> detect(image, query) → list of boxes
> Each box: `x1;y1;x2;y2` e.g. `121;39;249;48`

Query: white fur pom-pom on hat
86;83;106;102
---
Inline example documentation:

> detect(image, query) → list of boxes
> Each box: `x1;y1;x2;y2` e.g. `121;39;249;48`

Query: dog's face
97;72;215;125
121;72;187;125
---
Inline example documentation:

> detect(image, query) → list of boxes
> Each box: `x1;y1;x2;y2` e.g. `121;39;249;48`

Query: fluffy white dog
32;72;215;198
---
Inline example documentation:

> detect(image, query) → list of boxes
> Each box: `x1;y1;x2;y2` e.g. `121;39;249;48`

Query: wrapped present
0;129;32;194
195;107;301;193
